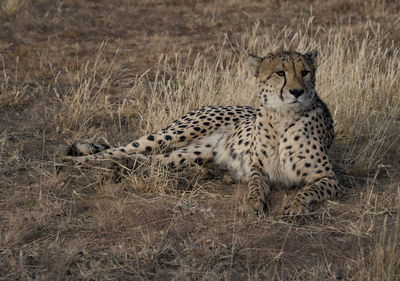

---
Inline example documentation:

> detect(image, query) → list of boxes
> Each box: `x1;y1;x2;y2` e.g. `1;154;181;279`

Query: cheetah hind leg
65;143;151;182
102;142;215;182
62;106;232;165
134;131;225;169
62;135;217;172
59;140;150;172
147;139;217;168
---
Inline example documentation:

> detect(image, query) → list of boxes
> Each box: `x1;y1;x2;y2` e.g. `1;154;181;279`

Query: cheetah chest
256;118;333;189
252;123;292;188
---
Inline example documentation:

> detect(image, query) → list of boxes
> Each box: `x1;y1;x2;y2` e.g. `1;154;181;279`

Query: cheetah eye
301;70;310;77
276;71;285;77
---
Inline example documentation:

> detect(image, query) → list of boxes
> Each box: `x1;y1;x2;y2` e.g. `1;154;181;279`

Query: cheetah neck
258;106;300;126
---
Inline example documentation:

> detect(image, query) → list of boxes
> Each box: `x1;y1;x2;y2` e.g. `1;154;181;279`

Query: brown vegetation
0;0;399;280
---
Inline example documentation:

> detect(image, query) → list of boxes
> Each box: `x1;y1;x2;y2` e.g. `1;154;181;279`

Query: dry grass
0;0;400;280
1;0;25;16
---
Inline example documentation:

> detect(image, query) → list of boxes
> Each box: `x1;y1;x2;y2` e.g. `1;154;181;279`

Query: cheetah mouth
286;100;299;104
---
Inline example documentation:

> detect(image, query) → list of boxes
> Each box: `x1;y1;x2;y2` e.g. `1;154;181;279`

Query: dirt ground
0;0;399;280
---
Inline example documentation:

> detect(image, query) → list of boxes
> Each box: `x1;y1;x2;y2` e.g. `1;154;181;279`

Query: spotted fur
66;50;344;218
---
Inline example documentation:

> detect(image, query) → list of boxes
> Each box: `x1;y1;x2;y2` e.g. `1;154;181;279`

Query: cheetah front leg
242;164;271;216
282;175;343;219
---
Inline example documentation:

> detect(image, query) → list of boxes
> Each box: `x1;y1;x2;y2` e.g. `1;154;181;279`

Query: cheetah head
248;50;317;113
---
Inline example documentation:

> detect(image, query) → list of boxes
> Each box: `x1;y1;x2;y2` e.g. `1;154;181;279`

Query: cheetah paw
282;200;310;220
240;198;267;217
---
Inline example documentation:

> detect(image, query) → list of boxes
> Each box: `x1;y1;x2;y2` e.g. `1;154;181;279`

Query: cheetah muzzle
63;50;344;220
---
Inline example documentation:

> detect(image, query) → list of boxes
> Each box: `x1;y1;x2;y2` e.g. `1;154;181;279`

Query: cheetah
65;50;344;218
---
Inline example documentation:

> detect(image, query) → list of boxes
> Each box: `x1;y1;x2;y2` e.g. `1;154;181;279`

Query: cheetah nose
289;89;304;98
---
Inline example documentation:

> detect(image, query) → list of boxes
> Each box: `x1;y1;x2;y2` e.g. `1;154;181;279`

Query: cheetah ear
304;50;318;66
247;53;263;77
